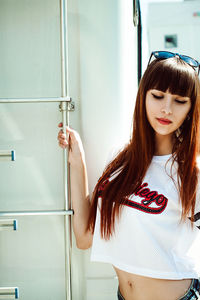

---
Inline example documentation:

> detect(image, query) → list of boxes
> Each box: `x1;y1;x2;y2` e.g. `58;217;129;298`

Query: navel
128;280;134;289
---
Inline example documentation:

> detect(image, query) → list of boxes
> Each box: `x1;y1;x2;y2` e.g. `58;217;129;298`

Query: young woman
58;51;200;300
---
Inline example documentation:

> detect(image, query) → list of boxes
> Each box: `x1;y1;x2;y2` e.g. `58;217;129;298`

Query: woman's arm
58;123;93;249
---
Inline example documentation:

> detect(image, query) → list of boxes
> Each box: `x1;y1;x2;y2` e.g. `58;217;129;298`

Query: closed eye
175;100;188;104
151;93;163;99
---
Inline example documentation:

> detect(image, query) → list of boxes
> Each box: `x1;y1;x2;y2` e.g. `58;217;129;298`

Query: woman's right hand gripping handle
57;123;93;249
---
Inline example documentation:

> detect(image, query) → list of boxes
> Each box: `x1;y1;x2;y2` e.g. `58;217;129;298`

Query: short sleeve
189;181;200;230
193;188;200;229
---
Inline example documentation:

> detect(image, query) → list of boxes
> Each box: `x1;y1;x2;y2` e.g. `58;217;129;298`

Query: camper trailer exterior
0;0;138;299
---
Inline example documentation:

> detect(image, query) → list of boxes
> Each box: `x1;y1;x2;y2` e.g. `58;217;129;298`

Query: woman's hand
57;123;86;166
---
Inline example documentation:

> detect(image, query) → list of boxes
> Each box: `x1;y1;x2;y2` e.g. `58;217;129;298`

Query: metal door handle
0;219;18;231
0;150;15;161
0;287;19;299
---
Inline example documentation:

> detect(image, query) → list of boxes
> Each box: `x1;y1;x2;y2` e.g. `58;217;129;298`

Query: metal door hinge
67;101;75;111
133;0;139;27
59;99;75;112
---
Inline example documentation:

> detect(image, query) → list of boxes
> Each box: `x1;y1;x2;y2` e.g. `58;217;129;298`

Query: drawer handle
0;220;18;231
0;287;19;299
0;150;16;161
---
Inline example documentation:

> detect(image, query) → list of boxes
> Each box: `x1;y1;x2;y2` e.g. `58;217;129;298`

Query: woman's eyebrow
151;89;164;94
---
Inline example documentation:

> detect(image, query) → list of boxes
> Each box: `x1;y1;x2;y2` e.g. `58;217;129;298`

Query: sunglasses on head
148;51;200;75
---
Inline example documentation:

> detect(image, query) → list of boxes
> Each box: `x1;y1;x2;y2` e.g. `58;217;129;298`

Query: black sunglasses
148;51;200;75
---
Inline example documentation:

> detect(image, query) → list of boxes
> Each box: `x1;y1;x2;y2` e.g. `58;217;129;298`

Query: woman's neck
154;133;173;156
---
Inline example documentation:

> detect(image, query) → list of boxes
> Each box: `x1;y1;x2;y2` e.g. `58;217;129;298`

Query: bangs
144;57;197;99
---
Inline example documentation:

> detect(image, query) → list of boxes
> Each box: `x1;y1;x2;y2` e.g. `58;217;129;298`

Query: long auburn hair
88;57;200;239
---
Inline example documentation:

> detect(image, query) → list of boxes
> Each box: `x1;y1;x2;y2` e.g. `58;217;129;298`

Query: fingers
58;122;73;131
60;124;77;140
57;130;66;141
58;138;68;149
58;123;74;136
58;141;67;149
57;128;68;149
57;123;80;150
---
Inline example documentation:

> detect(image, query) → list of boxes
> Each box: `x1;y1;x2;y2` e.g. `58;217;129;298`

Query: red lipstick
157;118;172;125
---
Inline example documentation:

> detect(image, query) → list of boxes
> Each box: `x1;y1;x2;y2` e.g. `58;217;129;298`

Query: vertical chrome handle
0;150;15;161
0;287;19;299
133;0;139;26
0;219;18;231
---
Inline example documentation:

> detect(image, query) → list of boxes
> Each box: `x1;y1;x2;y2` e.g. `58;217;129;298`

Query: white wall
147;1;200;61
68;0;138;299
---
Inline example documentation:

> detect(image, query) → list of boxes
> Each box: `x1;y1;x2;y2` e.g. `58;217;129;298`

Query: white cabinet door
0;216;66;299
0;1;67;299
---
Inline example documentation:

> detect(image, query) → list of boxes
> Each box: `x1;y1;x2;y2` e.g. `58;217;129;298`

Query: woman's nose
161;99;172;115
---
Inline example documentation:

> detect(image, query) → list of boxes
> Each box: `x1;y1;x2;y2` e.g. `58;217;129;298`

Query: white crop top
91;154;200;279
